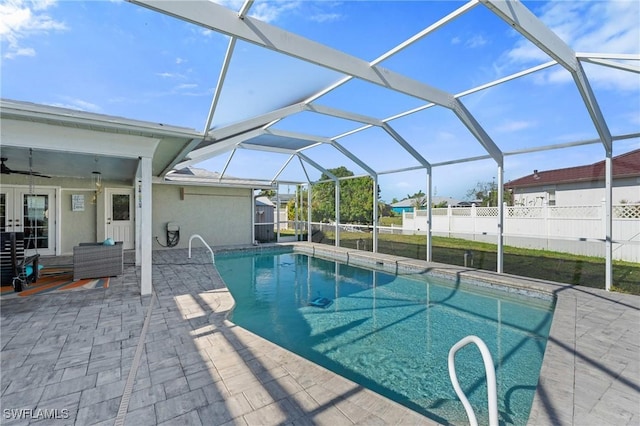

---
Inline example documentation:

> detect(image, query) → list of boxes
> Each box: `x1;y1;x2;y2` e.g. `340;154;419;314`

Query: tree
465;180;514;206
287;166;377;224
257;189;275;198
405;190;425;200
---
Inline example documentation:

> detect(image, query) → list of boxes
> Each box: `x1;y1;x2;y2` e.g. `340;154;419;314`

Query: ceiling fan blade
3;168;51;178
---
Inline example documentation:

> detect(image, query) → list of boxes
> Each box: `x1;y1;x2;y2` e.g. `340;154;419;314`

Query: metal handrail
448;335;498;426
188;234;215;263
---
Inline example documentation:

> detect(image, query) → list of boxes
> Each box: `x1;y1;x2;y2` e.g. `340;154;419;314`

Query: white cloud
0;0;67;59
49;97;101;113
175;83;198;90
495;120;536;133
466;34;488;49
309;13;342;24
503;1;639;92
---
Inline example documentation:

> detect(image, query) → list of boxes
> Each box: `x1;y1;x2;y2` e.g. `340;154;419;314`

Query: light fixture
92;171;103;192
91;156;103;194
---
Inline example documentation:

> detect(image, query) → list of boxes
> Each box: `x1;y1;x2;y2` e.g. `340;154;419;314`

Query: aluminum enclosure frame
127;0;640;291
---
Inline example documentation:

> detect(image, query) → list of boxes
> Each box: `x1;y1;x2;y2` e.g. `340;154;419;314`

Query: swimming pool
216;249;555;425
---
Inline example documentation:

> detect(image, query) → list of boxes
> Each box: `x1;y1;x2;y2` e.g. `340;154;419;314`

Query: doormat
0;269;109;298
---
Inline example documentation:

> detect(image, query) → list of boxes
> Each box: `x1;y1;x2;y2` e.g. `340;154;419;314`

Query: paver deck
1;243;638;425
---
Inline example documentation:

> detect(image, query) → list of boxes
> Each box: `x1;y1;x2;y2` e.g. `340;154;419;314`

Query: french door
0;187;56;256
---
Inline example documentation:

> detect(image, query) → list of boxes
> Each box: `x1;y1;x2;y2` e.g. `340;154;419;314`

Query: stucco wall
512;177;640;206
152;184;252;249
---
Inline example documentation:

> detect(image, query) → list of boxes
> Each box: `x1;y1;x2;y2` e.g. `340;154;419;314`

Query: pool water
216;250;554;425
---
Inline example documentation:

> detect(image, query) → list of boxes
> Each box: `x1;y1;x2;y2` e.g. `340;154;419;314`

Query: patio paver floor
1;244;638;425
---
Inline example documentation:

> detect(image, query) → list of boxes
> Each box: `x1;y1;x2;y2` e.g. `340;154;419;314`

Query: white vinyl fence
402;203;640;262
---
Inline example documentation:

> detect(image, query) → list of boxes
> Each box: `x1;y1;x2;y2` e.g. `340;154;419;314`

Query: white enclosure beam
128;0;455;108
271;154;296;182
306;104;383;126
159;138;201;177
451;99;503;164
482;0;612;153
204;37;237;134
382;123;431;169
481;0;577;70
297;153;338;182
207;102;306;142
177;128;266;168
580;58;640;74
329;140;377;178
219;149;236;180
372;0;480;65
237;0;254;19
373;175;378;253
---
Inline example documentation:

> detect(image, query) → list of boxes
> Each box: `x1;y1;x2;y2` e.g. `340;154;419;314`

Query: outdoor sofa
73;241;123;280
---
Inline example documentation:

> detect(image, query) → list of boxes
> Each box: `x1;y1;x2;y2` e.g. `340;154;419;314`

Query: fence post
471;203;477;241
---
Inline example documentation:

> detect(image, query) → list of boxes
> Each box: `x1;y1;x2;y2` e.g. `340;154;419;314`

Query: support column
426;168;433;261
139;156;153;296
605;152;613;291
497;164;504;274
307;184;312;242
276;187;281;242
251;188;255;244
373;176;378;253
335;181;340;247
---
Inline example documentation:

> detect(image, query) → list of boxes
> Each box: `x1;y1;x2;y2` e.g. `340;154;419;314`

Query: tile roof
505;149;640;188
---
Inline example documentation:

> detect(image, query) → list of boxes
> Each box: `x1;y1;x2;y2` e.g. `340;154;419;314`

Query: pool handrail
448;335;498;426
188;234;215;263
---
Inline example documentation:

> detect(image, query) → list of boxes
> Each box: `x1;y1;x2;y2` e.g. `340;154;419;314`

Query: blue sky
2;0;639;202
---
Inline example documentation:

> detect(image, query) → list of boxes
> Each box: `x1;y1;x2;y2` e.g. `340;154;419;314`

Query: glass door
0;187;56;256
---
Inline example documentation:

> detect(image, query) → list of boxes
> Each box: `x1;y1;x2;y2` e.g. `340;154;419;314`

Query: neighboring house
391;196;460;213
505;149;640;206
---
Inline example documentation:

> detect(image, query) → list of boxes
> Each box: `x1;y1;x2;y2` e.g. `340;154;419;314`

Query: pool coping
221;242;640;425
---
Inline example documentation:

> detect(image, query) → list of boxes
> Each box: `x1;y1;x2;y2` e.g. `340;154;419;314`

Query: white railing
448;335;498;426
188;234;215;264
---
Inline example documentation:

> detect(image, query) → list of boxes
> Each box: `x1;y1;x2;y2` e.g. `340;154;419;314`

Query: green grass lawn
307;231;639;295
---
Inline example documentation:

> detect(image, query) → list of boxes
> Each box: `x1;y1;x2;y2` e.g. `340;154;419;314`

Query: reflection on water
216;250;554;426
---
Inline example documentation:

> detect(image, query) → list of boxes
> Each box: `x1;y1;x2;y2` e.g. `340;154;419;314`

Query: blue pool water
216;250;555;425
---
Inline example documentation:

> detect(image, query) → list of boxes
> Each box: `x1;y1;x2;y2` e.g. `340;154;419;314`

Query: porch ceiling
0;99;203;183
0;145;138;183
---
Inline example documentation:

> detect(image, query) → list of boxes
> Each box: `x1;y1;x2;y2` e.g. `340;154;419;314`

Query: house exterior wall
2;177;254;255
511;177;640;206
1;176;128;255
152;184;252;249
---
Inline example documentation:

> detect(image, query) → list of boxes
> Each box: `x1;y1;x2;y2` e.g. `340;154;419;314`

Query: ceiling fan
1;150;51;178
